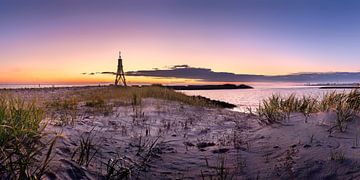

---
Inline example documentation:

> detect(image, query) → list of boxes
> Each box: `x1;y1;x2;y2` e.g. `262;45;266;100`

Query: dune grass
258;90;360;131
298;96;318;122
257;93;318;124
71;130;99;167
73;86;227;108
0;95;56;179
257;94;287;123
46;97;79;126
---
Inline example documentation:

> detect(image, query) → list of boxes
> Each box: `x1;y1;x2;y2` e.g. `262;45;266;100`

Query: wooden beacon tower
115;51;127;86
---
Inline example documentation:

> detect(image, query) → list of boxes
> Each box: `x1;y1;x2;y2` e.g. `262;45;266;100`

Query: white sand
42;98;360;179
4;88;360;179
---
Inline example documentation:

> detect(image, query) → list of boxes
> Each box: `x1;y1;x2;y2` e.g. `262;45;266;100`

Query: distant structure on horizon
115;51;127;86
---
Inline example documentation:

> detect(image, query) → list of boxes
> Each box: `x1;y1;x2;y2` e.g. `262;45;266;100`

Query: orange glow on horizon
1;22;357;84
2;18;357;85
2;1;360;85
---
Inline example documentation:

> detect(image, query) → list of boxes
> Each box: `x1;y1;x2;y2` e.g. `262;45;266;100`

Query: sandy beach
3;0;360;179
1;86;359;179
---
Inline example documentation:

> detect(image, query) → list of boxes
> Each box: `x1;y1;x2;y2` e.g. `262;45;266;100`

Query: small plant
129;135;161;169
131;94;144;120
330;150;345;162
319;91;345;112
215;155;232;180
346;90;360;112
299;96;318;122
105;155;132;180
72;130;99;167
202;154;235;180
105;135;160;180
280;94;299;120
245;106;254;115
257;95;286;124
46;97;78;126
328;101;354;133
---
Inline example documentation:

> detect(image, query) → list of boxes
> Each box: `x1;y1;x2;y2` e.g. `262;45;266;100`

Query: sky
1;0;360;84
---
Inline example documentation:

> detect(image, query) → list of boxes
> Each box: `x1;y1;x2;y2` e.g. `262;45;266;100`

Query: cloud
82;72;116;75
125;65;360;83
83;65;360;83
171;65;190;69
100;72;117;75
126;66;260;82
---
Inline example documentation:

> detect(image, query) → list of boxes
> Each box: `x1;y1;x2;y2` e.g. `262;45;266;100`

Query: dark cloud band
84;65;360;83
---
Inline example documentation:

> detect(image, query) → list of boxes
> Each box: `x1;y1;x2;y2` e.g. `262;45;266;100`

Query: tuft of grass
84;95;113;116
71;129;99;167
131;93;144;120
280;94;300;120
0;95;56;179
257;94;286;124
258;94;320;124
215;155;234;180
330;150;345;162
85;97;106;108
202;154;235;180
334;101;354;132
298;96;318;122
258;90;360;126
346;89;360;112
319;91;346;112
104;155;132;180
104;135;160;180
46;97;78;126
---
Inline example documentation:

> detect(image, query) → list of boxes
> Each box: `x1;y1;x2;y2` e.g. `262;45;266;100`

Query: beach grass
0;95;56;179
257;94;286;123
73;86;230;108
71;129;99;167
46;97;79;126
258;90;360;130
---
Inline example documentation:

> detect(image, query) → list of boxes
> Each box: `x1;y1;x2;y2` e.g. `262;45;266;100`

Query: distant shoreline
0;83;254;91
319;86;360;89
160;84;253;90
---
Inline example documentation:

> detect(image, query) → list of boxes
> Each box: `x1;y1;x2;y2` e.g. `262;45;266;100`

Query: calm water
181;85;352;112
0;83;111;89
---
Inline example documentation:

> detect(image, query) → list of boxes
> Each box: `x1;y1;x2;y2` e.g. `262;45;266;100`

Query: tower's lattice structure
115;51;127;86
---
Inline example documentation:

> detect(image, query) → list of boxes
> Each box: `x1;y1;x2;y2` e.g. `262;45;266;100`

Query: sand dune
2;87;360;179
43;100;360;179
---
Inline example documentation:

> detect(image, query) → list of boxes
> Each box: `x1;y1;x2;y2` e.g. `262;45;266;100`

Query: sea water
181;85;352;112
